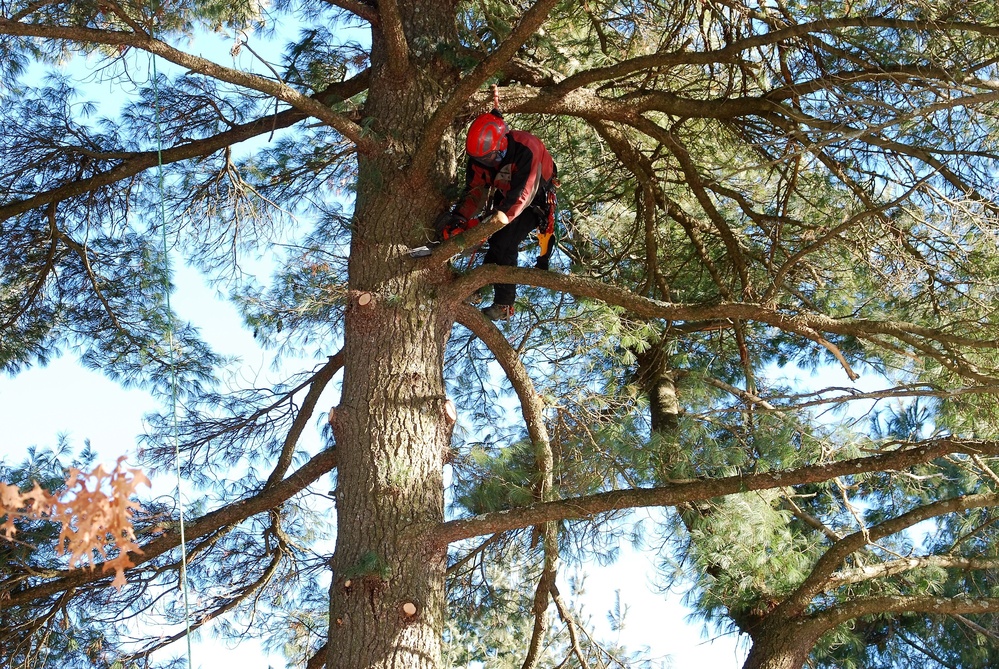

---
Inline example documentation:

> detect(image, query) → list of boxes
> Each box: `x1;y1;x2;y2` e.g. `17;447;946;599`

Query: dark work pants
483;207;542;305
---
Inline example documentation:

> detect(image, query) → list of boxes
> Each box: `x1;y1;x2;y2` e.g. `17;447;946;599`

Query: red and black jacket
453;130;557;223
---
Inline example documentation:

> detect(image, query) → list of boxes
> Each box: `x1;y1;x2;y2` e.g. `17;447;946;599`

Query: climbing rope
149;42;195;669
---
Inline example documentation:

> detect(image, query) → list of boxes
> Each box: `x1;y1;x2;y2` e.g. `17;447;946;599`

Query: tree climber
439;108;558;321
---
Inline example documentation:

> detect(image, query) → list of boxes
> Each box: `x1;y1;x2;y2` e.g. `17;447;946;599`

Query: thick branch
449;265;999;356
376;0;409;78
456;304;551;497
431;439;999;545
827;555;999;589
456;304;559;669
815;595;999;630
307;641;329;669
779;492;999;617
521;522;558;669
321;0;378;24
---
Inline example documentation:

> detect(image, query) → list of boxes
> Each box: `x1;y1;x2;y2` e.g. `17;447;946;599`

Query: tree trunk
634;343;679;434
741;620;821;669
327;3;460;668
636;340;826;669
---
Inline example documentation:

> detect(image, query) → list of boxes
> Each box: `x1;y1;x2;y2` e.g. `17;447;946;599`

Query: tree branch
0;19;372;149
456;304;551;498
815;594;999;630
122;541;286;662
550;583;592;669
0;447;337;609
456;303;559;669
412;212;508;269
0;71;369;224
320;0;378;24
376;0;409;78
448;265;999;360
661;130;751;297
410;0;562;172
521;522;558;669
827;555;999;589
431;439;999;545
778;492;999;618
546;17;999;93
264;351;343;487
307;640;329;669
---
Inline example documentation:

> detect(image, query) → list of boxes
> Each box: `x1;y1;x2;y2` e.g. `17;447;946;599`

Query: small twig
782;495;841;542
953;613;999;642
835;477;871;545
972;454;999;487
446;533;502;576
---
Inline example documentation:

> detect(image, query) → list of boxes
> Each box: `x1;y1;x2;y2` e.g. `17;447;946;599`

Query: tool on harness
534;180;560;270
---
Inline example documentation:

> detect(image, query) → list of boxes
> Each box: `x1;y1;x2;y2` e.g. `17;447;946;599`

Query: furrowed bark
325;3;461;668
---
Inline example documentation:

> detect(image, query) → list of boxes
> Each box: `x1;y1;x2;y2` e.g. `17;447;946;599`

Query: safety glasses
474;149;506;166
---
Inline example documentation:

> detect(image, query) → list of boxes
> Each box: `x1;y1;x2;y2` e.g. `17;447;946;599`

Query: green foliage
5;0;999;667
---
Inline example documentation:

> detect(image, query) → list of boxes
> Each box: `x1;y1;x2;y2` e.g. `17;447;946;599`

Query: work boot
481;303;514;321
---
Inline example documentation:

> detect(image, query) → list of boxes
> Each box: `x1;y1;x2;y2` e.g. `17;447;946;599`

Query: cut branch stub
443;399;457;424
401;601;418;617
357;291;374;307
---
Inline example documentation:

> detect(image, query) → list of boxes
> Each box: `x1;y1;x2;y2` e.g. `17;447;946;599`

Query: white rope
149;39;195;669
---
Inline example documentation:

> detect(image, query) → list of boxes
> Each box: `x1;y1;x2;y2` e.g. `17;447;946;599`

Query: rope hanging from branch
149;42;195;669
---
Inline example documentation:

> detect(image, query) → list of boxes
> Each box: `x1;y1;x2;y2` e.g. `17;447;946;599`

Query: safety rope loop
149;40;195;669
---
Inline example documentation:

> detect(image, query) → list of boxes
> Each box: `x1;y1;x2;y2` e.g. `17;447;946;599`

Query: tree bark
741;620;822;669
326;3;460;668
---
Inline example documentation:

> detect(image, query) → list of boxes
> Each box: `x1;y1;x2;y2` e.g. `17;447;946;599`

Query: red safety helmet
465;110;508;159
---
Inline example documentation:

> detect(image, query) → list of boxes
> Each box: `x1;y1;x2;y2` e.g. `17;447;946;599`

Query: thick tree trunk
327;3;460;668
741;621;821;669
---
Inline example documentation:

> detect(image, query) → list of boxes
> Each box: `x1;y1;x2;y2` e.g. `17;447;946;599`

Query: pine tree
3;1;999;668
